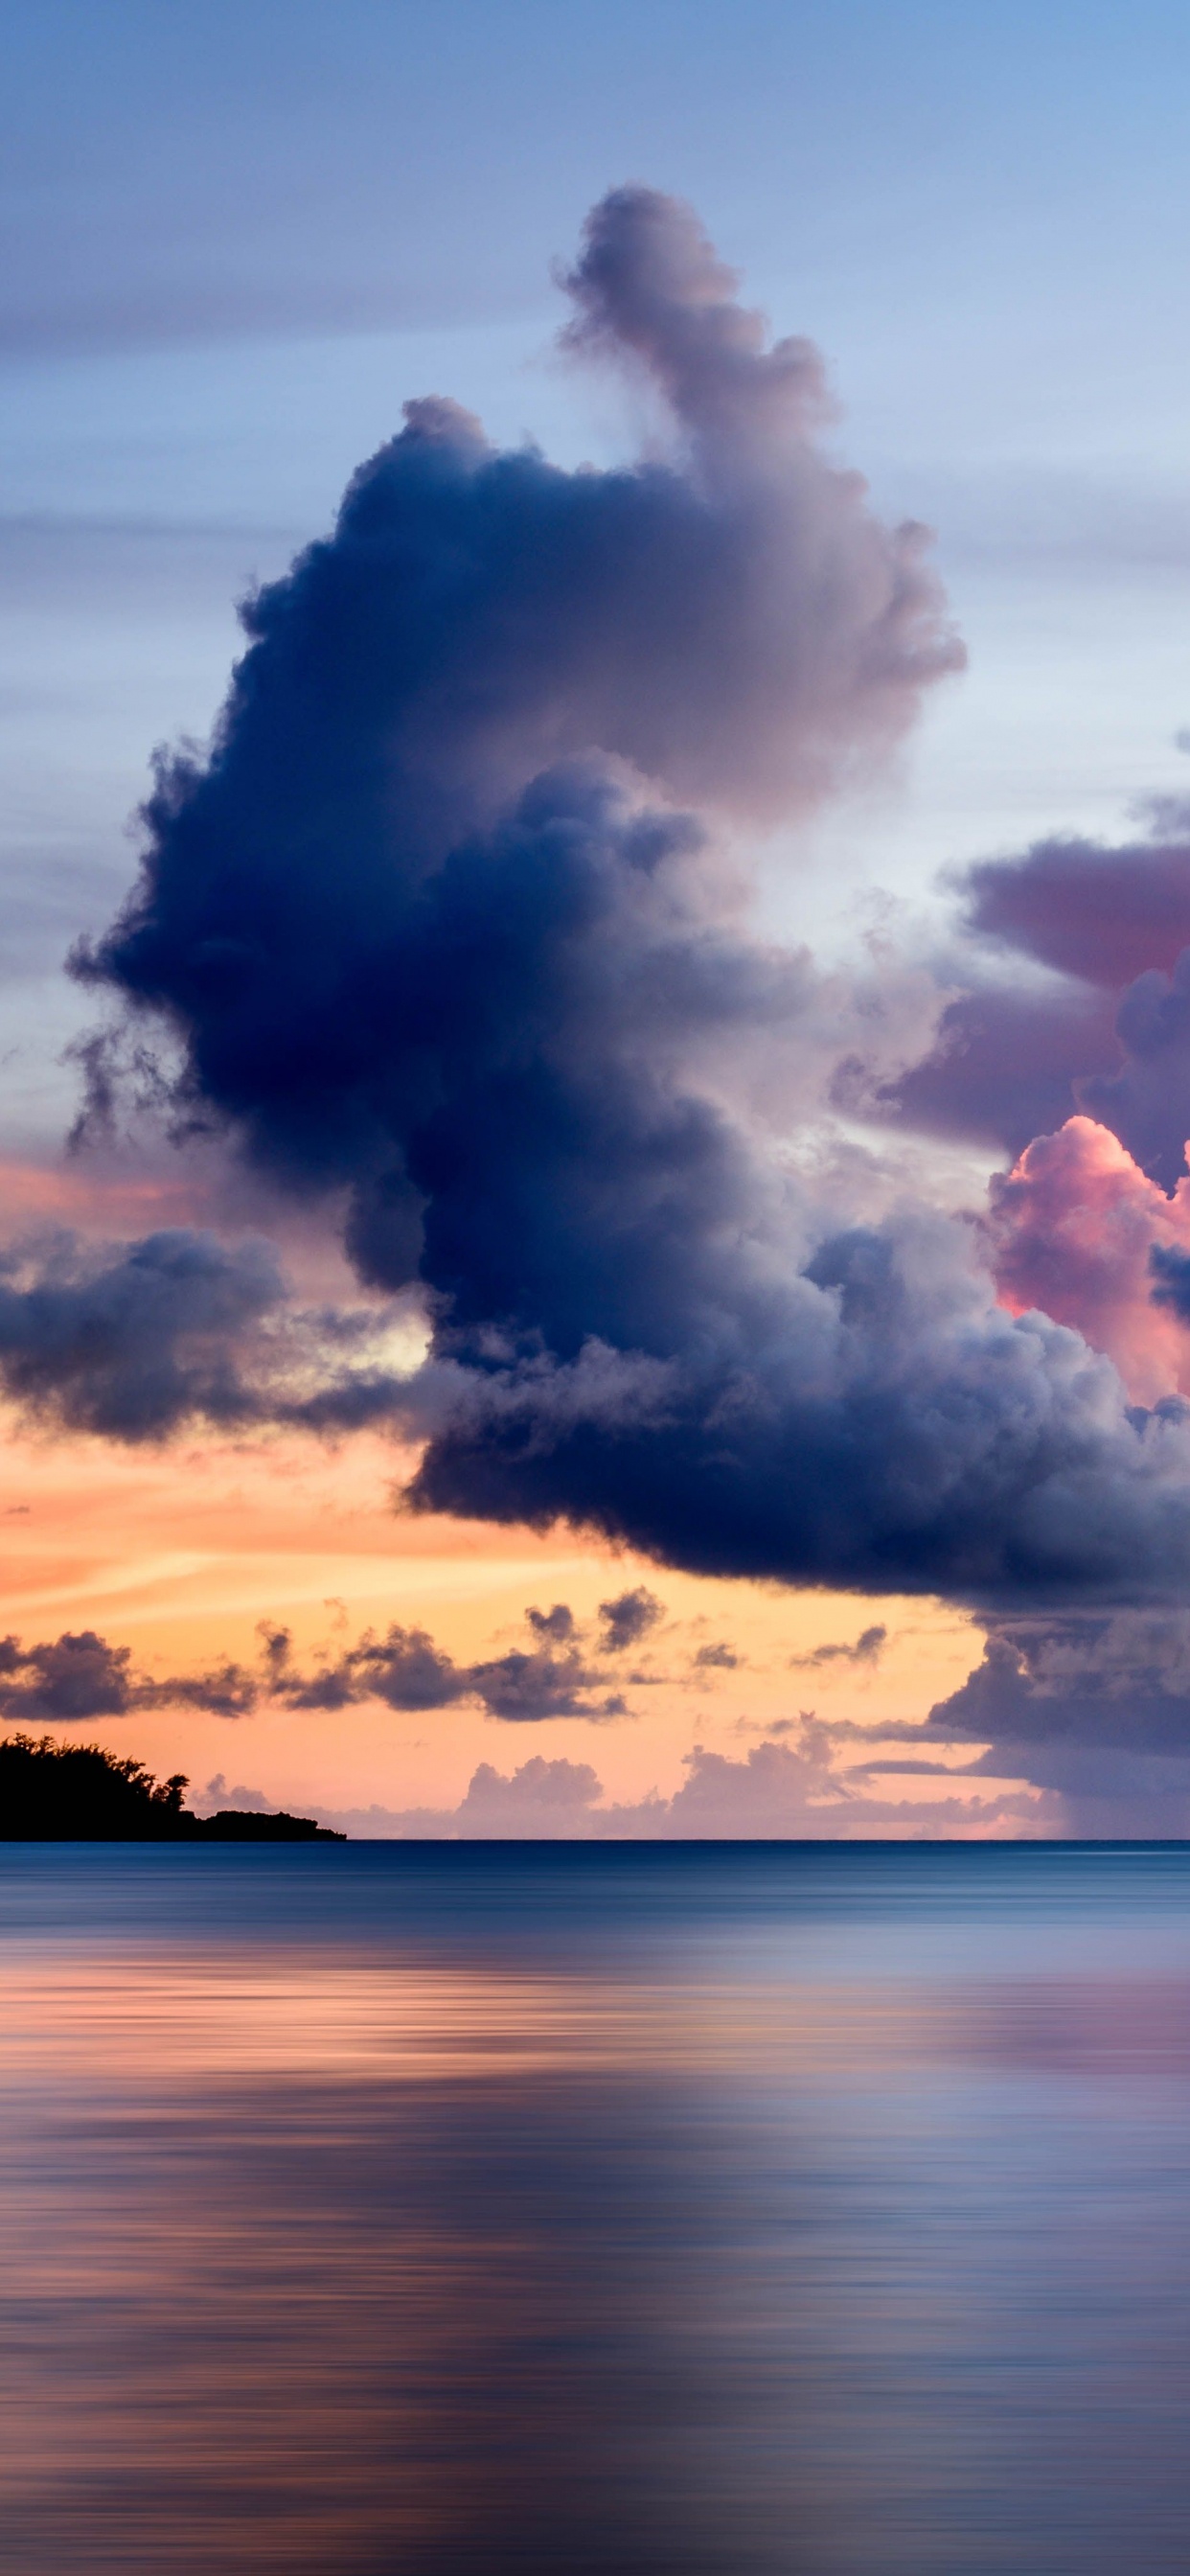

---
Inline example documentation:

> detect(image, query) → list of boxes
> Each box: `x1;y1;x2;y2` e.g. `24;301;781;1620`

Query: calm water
4;1844;1190;2573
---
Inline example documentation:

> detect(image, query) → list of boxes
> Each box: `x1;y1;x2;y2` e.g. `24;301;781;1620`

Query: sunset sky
6;0;1190;1833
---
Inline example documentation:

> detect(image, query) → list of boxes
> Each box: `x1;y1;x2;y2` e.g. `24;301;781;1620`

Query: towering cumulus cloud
70;189;1190;1606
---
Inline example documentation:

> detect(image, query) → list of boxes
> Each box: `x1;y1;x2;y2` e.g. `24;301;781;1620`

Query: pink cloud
990;1116;1190;1402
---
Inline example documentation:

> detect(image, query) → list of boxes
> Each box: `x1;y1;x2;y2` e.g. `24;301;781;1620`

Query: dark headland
0;1734;345;1840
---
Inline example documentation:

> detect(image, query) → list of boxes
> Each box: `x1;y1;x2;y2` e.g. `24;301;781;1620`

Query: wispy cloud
790;1623;887;1669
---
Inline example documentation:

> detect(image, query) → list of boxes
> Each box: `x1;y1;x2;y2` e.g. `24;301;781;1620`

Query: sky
5;0;1190;1834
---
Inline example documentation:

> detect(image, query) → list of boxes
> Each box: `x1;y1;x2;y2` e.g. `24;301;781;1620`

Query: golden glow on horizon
0;1399;1007;1823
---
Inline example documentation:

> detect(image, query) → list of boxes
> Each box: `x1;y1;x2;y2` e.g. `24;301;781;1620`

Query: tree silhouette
0;1734;343;1838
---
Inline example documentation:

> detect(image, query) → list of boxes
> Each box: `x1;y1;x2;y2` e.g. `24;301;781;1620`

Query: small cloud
289;1623;467;1713
0;1627;137;1721
598;1587;663;1653
199;1772;273;1815
733;1710;813;1738
790;1622;887;1670
694;1640;739;1670
846;1757;977;1777
469;1643;611;1722
526;1602;577;1643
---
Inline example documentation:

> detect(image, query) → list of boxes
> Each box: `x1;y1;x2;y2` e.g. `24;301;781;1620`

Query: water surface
3;1841;1190;2572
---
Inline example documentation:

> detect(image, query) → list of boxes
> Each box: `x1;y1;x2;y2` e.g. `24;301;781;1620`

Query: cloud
455;1755;605;1835
598;1586;663;1652
923;1608;1190;1831
311;1732;1040;1842
308;1607;622;1722
790;1622;886;1669
75;188;958;1187
198;1772;272;1815
694;1640;739;1669
881;981;1118;1162
988;1116;1190;1404
0;1228;283;1438
466;1642;624;1722
0;1598;638;1731
56;186;1190;1611
1080;946;1190;1191
284;1623;468;1713
883;816;1190;1179
1151;1241;1190;1319
527;1602;578;1642
409;1207;1190;1604
0;1628;258;1722
230;1600;636;1724
926;1609;1190;1758
0;1227;413;1440
0;1630;138;1723
958;823;1190;993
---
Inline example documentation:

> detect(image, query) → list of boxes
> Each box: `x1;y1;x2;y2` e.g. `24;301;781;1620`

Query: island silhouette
0;1733;344;1838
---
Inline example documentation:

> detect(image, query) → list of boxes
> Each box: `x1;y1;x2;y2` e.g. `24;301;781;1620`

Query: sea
3;1840;1190;2573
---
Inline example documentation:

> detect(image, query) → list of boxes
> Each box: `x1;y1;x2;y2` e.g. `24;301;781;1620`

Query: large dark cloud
62;187;1190;1608
407;1210;1190;1602
74;188;957;1204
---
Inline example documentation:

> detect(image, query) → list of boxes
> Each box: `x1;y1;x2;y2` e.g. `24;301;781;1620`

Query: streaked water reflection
5;1844;1190;2572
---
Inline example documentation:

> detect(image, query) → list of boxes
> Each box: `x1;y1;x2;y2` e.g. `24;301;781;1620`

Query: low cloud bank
311;1736;1038;1842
